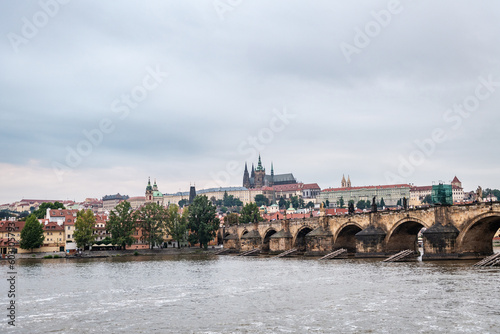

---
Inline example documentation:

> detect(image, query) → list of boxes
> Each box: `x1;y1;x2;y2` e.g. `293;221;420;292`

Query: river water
1;253;500;334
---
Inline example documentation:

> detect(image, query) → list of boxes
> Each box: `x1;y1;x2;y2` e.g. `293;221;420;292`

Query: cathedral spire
271;162;274;176
256;154;264;171
251;163;255;178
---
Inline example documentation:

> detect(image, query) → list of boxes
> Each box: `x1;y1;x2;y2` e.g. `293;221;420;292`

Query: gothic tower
341;175;347;188
347;175;351;188
243;162;251;188
269;162;274;187
251;163;255;178
254;154;266;188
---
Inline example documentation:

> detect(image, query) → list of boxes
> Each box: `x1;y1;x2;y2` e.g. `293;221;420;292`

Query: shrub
134;251;139;256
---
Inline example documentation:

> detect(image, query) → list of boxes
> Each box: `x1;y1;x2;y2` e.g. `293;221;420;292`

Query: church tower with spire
254;154;266;188
243;162;251;188
341;175;347;188
347;175;351;188
146;177;153;202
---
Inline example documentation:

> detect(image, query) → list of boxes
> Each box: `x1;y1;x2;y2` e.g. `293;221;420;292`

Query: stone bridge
221;202;500;260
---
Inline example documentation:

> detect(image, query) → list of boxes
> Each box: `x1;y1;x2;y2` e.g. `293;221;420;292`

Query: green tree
220;206;228;214
380;198;386;208
223;212;239;226
240;202;264;224
397;199;402;206
422;194;433;205
278;197;286;209
338;196;345;208
325;199;330;208
20;215;45;252
188;232;199;247
290;196;300;210
254;194;269;207
306;201;315;209
298;198;305;209
165;205;188;249
178;199;188;208
74;209;96;250
356;200;366;210
33;201;65;219
136;203;167;249
107;201;136;250
188;195;220;249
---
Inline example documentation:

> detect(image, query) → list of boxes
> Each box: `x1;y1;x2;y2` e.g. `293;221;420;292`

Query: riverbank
12;245;223;259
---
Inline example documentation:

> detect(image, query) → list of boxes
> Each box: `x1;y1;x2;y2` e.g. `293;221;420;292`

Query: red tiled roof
303;183;321;190
0;221;26;232
43;221;64;231
322;184;411;192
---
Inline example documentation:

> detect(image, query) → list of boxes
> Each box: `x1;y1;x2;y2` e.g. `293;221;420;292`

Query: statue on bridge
371;196;377;213
403;197;408;210
476;186;483;202
348;201;355;215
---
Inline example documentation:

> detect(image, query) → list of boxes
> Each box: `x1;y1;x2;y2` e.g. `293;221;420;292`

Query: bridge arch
334;222;363;253
293;226;314;252
261;228;278;253
385;217;428;254
239;229;249;239
457;211;500;255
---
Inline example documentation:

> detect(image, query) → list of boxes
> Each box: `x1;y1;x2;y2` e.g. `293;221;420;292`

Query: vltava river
2;254;500;333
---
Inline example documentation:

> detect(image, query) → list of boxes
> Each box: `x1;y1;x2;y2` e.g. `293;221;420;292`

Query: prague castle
243;155;296;189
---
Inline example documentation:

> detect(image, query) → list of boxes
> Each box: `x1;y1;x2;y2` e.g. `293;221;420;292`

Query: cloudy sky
1;0;499;204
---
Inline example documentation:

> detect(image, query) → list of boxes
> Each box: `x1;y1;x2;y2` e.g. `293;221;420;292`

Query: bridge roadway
220;202;500;260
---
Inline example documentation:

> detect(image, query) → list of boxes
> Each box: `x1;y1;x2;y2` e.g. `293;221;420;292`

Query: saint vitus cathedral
243;155;296;188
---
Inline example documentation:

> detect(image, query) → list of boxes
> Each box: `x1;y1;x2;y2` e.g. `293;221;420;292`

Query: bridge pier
422;206;460;260
240;223;262;252
223;233;240;252
355;225;387;257
305;226;333;256
269;219;293;255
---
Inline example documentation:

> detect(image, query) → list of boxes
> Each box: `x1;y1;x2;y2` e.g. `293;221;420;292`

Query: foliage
165;204;188;249
107;201;135;250
220;206;228;214
33;201;65;219
187;195;220;249
325;200;330;208
223;212;239;226
188;232;199;247
134;251;139;256
240;202;264;224
298;198;305;209
222;191;243;207
20;214;45;252
74;209;96;249
278;197;286;209
306;201;315;209
135;203;168;249
397;199;402;206
254;194;269;207
379;198;386;208
356;200;367;210
0;210;12;219
338;197;345;208
483;188;500;200
290;196;299;210
422;194;433;204
178;199;188;208
18;211;30;220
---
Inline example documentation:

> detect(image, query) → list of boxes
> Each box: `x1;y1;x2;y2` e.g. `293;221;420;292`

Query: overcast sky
1;0;499;204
